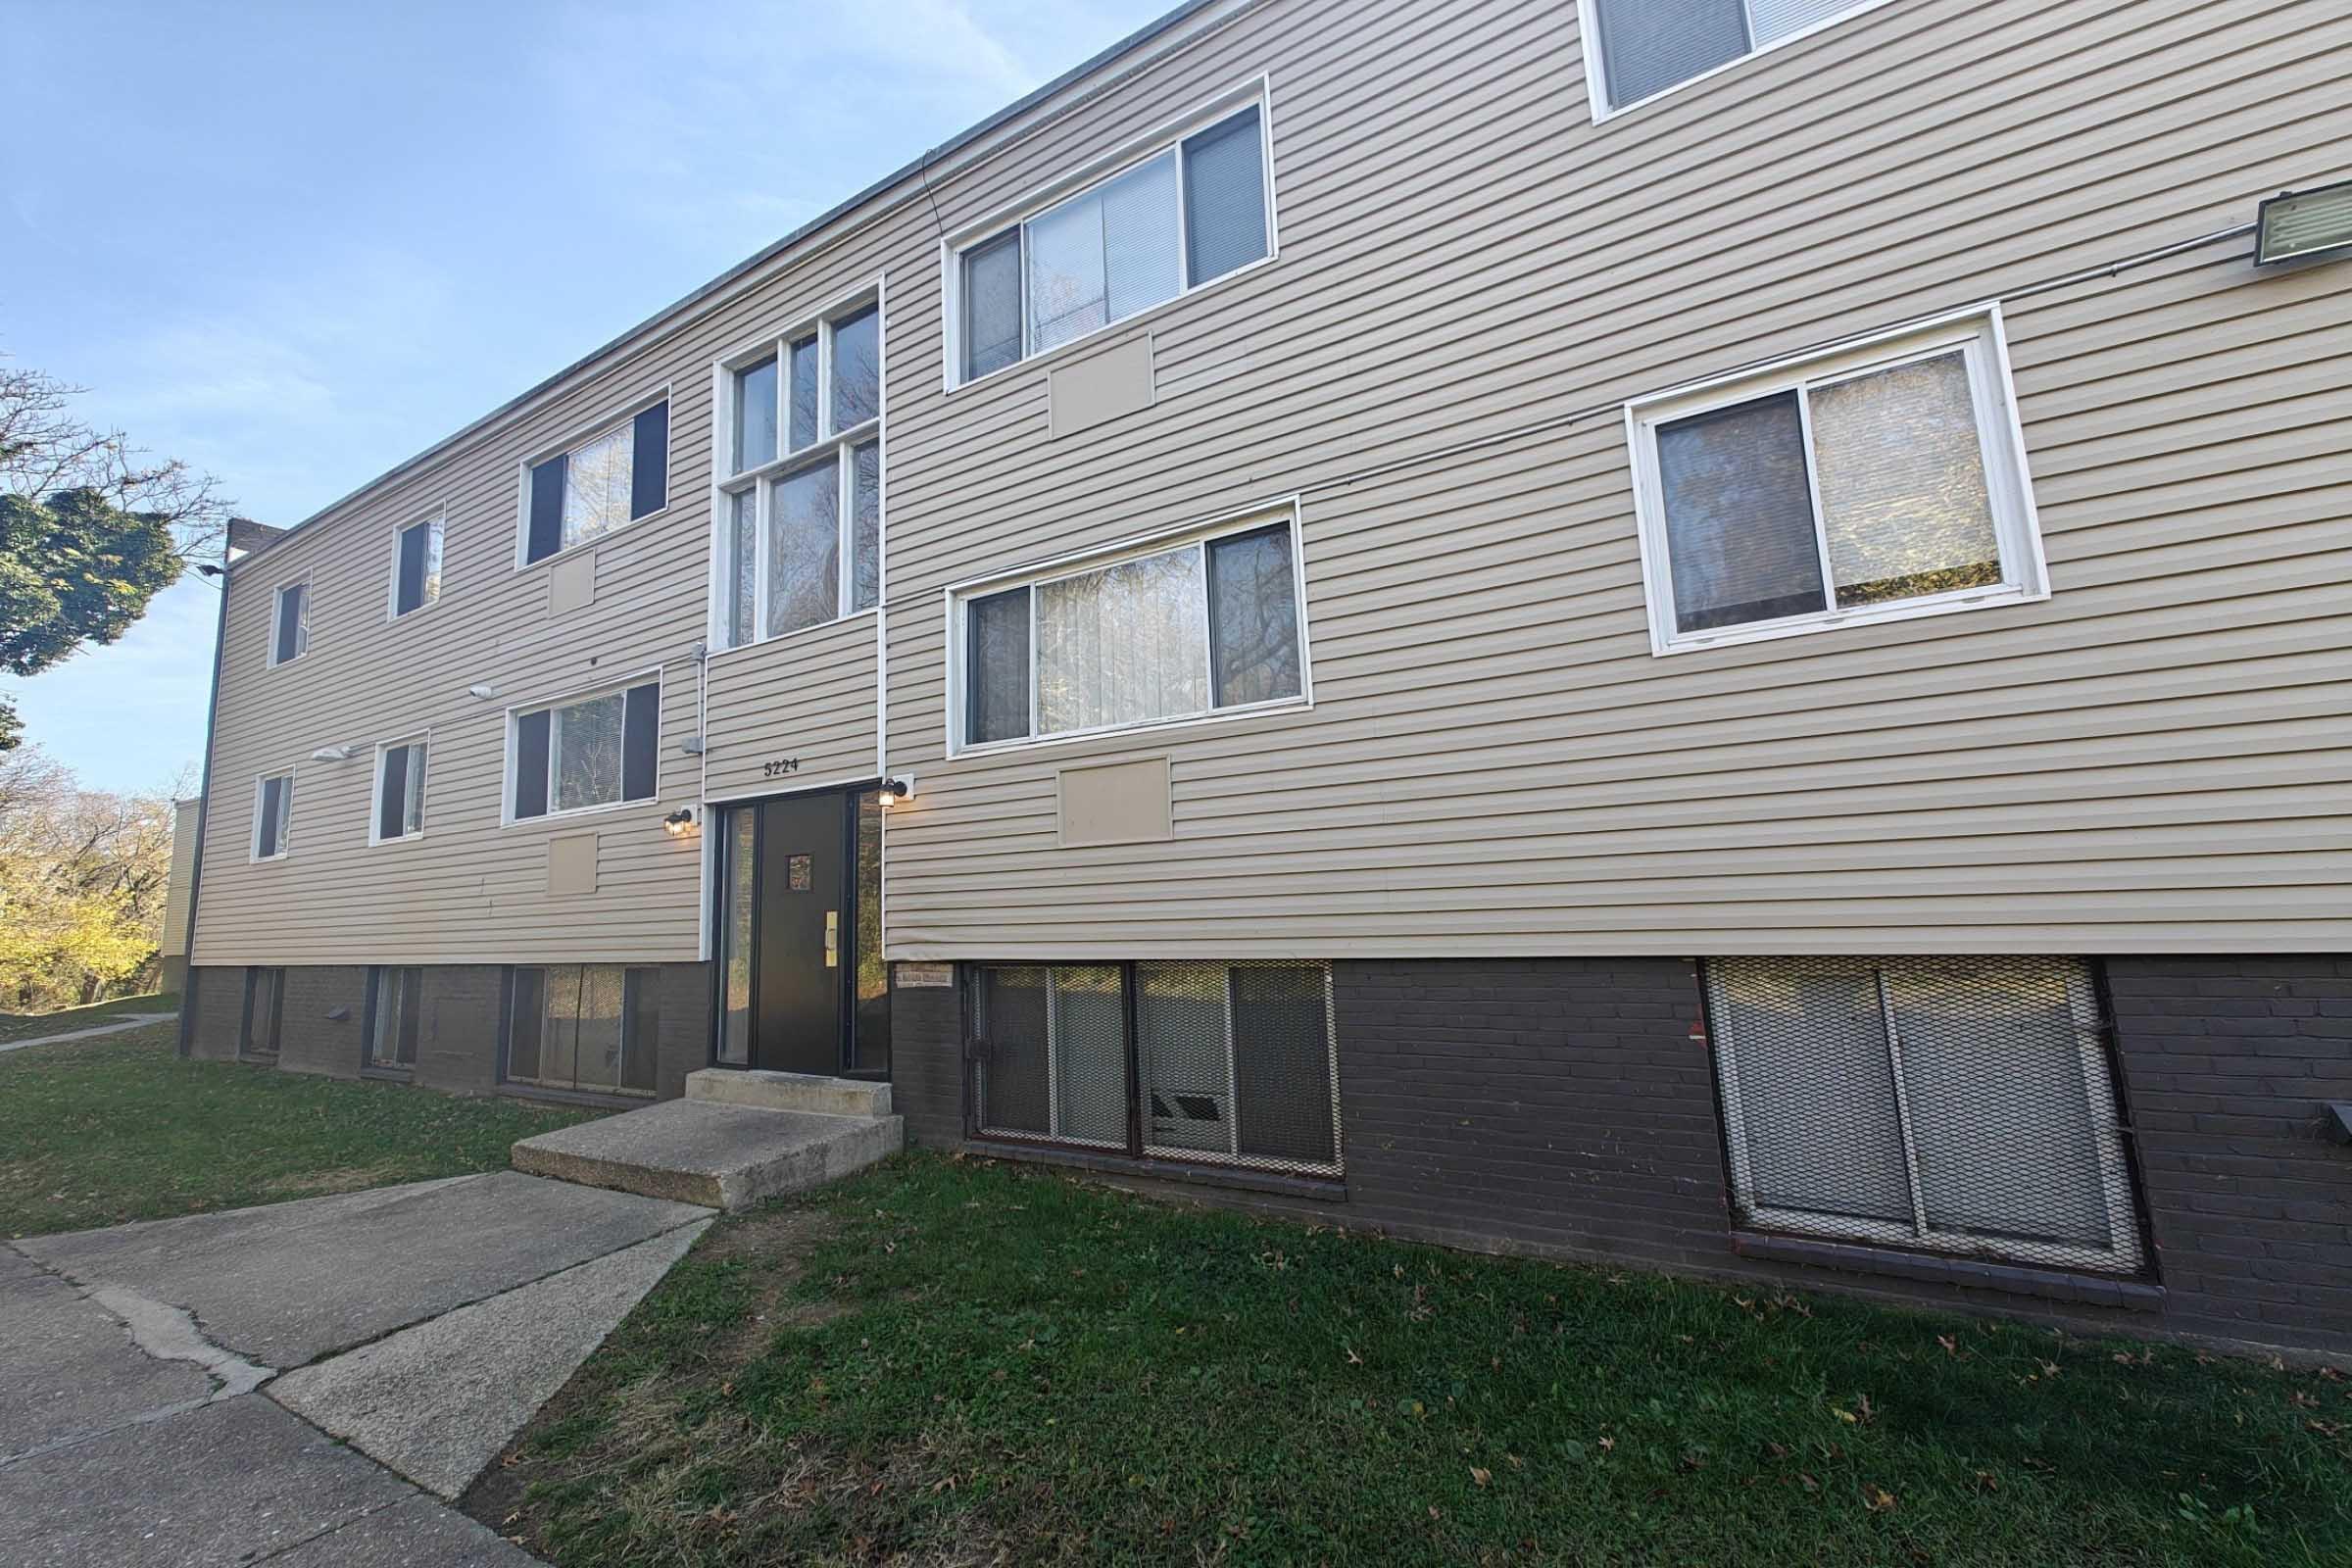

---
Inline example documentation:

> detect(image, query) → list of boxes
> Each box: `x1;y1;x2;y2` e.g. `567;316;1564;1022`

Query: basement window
504;964;660;1098
241;966;284;1061
1703;956;2144;1274
967;960;1341;1176
366;965;422;1073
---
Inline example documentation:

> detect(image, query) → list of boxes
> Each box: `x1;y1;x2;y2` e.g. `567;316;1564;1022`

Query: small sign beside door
896;962;955;989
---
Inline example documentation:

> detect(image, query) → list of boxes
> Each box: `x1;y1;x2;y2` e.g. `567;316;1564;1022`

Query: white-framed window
267;578;309;666
387;511;444;618
518;394;670;565
1624;310;2044;656
945;84;1274;387
1705;956;2144;1275
1577;0;1893;121
366;965;422;1072
371;737;428;844
251;771;294;860
951;505;1309;753
506;676;662;823
714;295;882;649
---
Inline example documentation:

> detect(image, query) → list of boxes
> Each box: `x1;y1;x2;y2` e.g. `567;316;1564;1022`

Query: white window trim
500;667;666;828
265;574;311;668
511;384;674;572
1706;959;2143;1275
384;508;448;622
939;75;1279;393
368;732;431;847
944;496;1313;758
707;281;886;658
1624;305;2046;658
1575;0;1899;124
249;769;294;862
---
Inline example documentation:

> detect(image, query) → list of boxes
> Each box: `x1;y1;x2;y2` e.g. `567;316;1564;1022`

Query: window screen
254;774;292;858
1705;956;2142;1273
392;515;441;617
960;518;1304;747
970;960;1341;1176
1641;323;2027;645
523;401;668;564
375;741;425;842
955;102;1269;381
513;682;659;819
270;583;308;665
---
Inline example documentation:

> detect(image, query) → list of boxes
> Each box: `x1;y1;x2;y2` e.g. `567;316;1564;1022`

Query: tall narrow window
269;581;308;666
1585;0;1879;116
958;512;1305;750
954;99;1271;383
510;681;660;820
373;739;427;843
504;963;659;1097
1628;315;2040;654
390;514;444;617
1705;956;2143;1273
242;967;284;1060
367;965;422;1071
718;300;884;648
522;398;670;564
717;808;755;1066
252;773;293;859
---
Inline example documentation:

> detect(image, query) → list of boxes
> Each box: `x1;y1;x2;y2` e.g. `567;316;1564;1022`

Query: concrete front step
512;1100;902;1210
685;1066;892;1117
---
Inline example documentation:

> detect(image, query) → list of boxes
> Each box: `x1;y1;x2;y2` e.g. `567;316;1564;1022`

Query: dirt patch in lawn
260;1164;408;1196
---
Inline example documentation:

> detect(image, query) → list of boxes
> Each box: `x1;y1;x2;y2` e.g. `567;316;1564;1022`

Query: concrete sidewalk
0;1011;177;1054
2;1172;712;1565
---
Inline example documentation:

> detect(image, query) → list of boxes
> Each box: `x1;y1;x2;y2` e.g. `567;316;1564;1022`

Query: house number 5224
761;757;801;778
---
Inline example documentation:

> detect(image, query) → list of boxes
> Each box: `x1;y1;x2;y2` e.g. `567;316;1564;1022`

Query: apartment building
179;0;2352;1356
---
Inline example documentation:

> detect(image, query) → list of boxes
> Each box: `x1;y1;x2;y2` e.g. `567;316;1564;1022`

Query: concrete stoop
512;1095;903;1210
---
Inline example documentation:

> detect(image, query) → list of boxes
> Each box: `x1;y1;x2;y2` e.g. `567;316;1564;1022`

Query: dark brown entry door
755;792;846;1073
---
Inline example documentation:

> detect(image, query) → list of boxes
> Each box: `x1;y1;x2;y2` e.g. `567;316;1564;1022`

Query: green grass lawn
0;990;181;1045
475;1155;2351;1567
0;1023;604;1237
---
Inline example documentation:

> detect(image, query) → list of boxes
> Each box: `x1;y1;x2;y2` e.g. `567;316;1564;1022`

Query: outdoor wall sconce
2255;179;2352;267
310;744;354;761
662;806;700;837
466;683;498;700
880;775;915;806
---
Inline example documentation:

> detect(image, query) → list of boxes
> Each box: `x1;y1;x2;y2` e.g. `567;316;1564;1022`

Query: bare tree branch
0;358;231;561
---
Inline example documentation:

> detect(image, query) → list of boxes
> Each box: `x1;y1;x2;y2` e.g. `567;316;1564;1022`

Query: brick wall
184;965;244;1060
274;966;369;1078
415;965;506;1094
2107;957;2352;1352
886;956;2352;1357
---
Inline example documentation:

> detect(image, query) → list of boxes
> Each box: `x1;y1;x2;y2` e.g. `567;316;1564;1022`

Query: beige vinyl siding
702;615;880;801
191;0;2352;971
874;0;2352;957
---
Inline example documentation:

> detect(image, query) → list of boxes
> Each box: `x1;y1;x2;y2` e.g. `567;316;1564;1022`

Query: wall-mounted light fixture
879;775;915;807
2256;179;2352;267
662;806;700;837
466;683;498;701
310;744;355;761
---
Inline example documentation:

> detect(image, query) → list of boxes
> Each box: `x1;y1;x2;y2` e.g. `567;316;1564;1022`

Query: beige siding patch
1049;335;1155;440
547;551;597;617
547;831;600;896
1058;757;1173;848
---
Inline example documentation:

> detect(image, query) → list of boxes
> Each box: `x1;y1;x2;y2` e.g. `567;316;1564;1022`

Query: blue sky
2;0;1167;794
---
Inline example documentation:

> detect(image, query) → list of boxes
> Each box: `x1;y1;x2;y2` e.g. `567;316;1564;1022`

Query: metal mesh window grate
970;960;1341;1176
1704;956;2143;1274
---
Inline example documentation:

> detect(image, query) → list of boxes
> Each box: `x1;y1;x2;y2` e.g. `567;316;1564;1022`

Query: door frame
706;777;885;1079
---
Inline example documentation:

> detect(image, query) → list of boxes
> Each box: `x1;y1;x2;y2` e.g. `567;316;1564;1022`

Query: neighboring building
158;797;202;996
180;0;2352;1356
